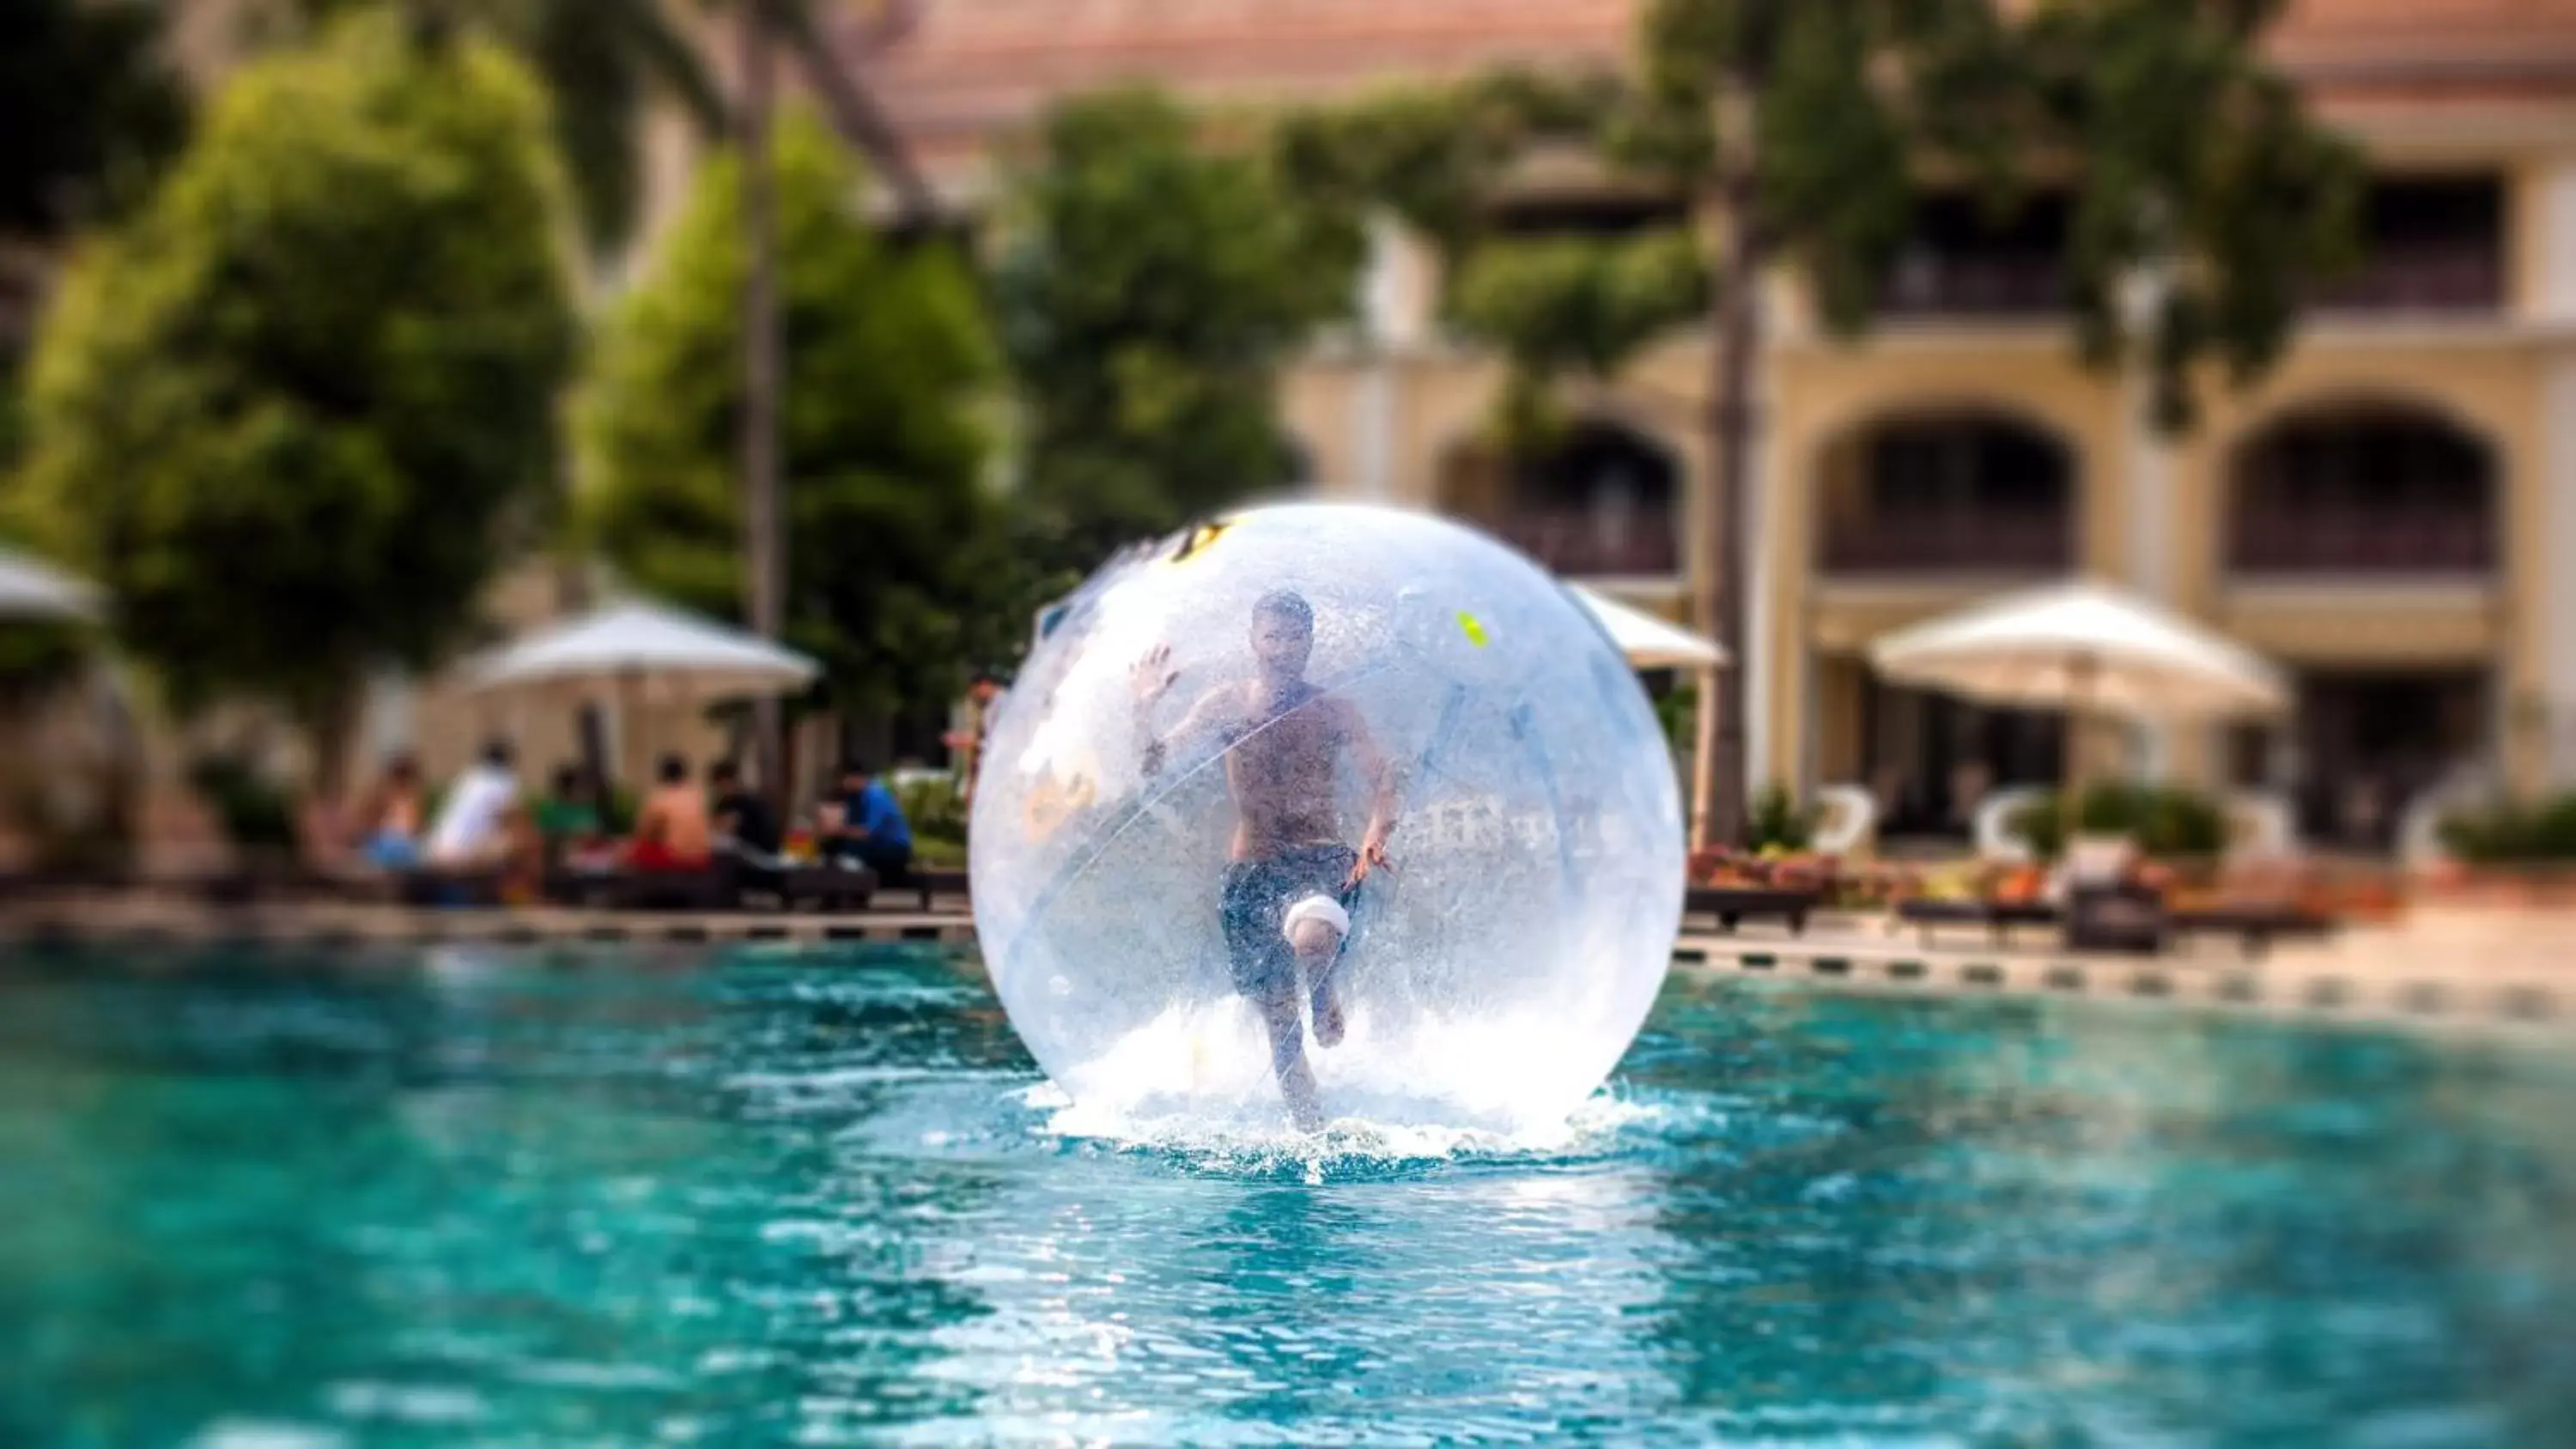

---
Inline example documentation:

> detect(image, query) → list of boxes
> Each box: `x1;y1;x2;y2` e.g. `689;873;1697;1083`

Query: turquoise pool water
3;943;2573;1446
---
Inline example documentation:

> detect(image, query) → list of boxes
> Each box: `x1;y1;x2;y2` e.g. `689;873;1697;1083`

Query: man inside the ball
1132;588;1396;1129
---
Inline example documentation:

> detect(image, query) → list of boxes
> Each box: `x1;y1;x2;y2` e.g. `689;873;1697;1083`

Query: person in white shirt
427;739;520;867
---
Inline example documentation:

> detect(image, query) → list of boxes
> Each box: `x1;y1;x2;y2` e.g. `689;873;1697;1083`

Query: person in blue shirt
827;760;914;881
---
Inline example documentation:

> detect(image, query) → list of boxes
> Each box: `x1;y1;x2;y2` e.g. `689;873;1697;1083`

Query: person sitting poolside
629;754;714;873
533;764;604;861
427;740;519;869
355;753;427;871
823;761;914;881
710;760;781;858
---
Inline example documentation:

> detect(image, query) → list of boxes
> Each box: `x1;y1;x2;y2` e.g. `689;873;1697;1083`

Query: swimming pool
3;942;2571;1446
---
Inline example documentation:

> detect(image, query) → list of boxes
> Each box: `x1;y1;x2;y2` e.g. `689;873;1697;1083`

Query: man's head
551;764;582;797
840;760;874;791
709;759;742;791
969;671;1003;704
481;737;514;771
1249;589;1314;685
387;753;419;786
657;753;689;786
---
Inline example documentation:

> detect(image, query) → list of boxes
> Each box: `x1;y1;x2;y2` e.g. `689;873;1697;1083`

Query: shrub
1745;781;1814;852
894;773;969;860
185;753;298;857
2009;782;2227;862
2439;794;2576;864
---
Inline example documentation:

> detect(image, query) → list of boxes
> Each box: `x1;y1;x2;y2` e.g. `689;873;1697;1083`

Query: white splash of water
1019;997;1661;1169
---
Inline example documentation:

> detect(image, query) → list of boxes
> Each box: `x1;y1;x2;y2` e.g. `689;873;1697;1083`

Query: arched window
1440;421;1681;577
1819;412;2075;575
2229;404;2495;577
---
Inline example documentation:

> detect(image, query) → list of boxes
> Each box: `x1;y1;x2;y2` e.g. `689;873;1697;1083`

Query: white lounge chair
1973;786;2050;864
1810;783;1879;858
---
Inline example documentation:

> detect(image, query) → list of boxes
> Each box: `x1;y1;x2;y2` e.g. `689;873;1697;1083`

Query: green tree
10;17;576;791
1279;0;2360;845
582;109;1008;722
993;87;1363;579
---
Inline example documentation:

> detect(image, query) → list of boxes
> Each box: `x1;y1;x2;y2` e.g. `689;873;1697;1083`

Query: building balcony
2228;513;2496;577
1879;254;2066;318
1488;509;1680;579
2314;246;2502;315
1820;513;2073;577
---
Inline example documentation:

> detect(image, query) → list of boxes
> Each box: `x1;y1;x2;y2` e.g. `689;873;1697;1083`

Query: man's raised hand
1131;643;1179;712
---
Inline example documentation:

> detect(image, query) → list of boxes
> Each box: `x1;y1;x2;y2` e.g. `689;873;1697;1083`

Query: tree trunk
739;0;787;804
302;685;364;873
1694;74;1763;851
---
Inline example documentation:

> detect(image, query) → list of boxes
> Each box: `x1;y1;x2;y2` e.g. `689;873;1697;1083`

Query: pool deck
0;890;2561;1035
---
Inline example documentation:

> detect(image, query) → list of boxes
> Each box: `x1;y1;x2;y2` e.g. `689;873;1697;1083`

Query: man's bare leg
1259;985;1324;1131
1288;918;1346;1047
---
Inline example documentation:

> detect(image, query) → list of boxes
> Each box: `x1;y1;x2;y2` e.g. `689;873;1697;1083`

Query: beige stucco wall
1289;288;2556;803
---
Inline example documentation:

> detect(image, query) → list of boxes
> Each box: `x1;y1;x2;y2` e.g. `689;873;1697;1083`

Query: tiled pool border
0;900;2560;1036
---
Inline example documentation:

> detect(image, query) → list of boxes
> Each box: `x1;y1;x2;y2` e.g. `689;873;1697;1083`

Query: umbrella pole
1690;664;1721;852
620;669;647;797
2063;650;2100;849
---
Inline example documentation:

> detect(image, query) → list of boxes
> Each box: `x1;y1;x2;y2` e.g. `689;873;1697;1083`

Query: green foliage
2024;0;2365;428
288;0;726;257
1653;682;1698;759
583;108;1012;721
995;87;1361;577
12;17;575;773
1745;781;1814;852
0;617;95;710
0;0;188;237
1449;228;1707;394
2439;795;2576;864
892;773;968;866
1274;70;1621;254
1278;0;2355;432
2010;783;2227;862
185;753;300;854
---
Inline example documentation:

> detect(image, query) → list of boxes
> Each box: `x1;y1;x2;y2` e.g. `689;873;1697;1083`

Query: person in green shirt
533;764;604;863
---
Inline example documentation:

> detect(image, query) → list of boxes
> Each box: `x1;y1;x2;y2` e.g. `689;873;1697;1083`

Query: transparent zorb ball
969;504;1684;1132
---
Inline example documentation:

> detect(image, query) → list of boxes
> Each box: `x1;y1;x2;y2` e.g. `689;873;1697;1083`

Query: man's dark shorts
1219;844;1358;998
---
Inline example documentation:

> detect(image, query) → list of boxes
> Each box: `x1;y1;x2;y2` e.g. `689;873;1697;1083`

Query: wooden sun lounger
396;867;509;909
904;867;969;912
775;863;880;911
1896;897;2060;947
2167;903;2337;959
1683;885;1818;936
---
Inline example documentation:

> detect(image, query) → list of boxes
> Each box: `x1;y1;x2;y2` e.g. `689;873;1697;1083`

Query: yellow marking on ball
1167;519;1235;565
1456;611;1491;647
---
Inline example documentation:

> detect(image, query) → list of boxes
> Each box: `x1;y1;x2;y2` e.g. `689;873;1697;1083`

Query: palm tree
287;0;937;257
294;0;942;795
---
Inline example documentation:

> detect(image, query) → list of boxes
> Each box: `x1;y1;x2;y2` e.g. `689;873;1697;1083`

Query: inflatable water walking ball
968;503;1685;1133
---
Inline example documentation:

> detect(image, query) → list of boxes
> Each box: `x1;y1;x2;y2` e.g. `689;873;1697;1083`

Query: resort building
856;0;2576;850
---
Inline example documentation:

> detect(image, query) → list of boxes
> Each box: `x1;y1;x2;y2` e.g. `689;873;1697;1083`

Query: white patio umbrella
0;544;100;622
1868;579;2287;723
464;599;818;698
462;599;819;788
1569;584;1728;670
1565;585;1733;851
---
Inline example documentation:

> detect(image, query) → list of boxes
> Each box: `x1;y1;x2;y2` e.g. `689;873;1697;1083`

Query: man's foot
1310;979;1346;1048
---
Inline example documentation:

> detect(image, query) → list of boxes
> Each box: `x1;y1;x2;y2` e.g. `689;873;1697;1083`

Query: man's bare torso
1212;680;1346;861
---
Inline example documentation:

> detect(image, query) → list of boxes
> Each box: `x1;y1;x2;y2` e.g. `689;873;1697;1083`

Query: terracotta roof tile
848;0;2576;176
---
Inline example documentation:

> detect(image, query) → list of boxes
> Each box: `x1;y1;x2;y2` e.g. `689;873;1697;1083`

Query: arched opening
2227;401;2500;850
2228;402;2497;578
1817;409;2077;837
1438;420;1681;577
1817;410;2076;577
